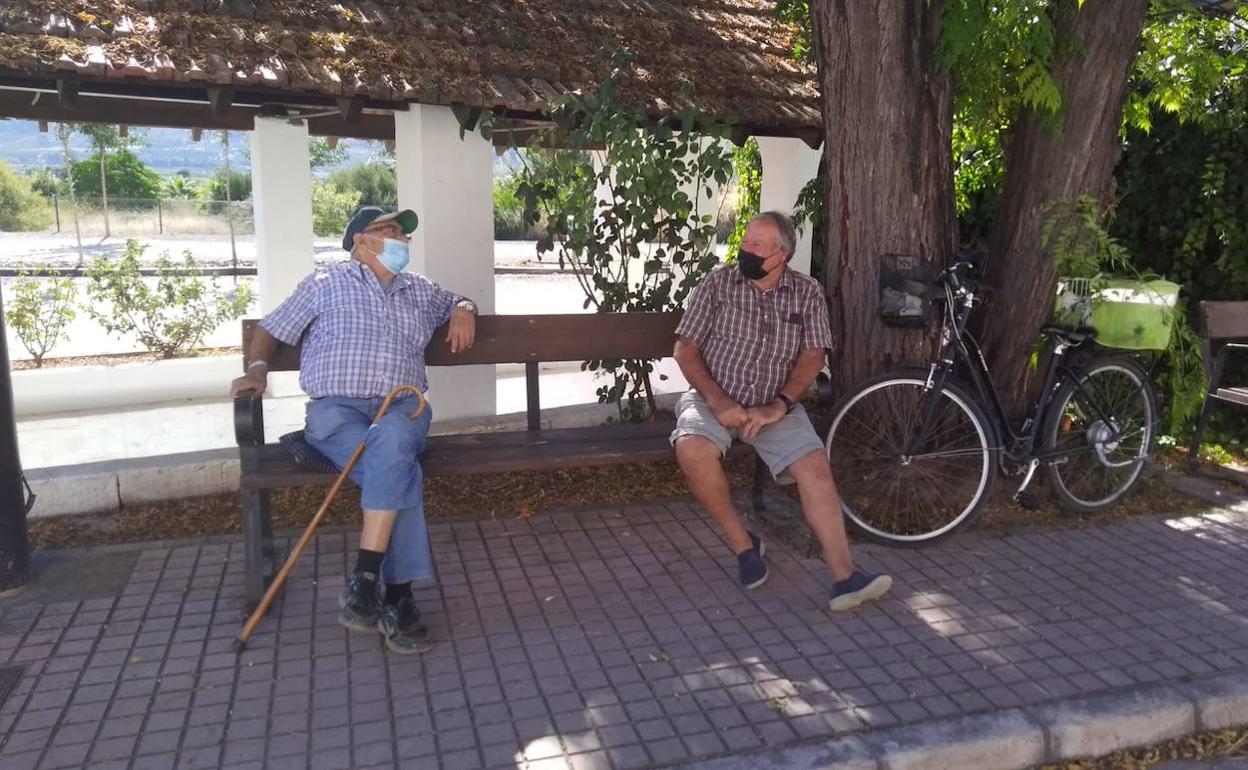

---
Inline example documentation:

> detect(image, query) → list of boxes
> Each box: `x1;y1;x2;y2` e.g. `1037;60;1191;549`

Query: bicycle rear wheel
825;371;998;547
1042;355;1156;514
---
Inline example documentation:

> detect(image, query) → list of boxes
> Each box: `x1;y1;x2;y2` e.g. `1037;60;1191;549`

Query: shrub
0;161;55;231
5;271;76;367
199;169;252;205
26;167;61;200
325;164;397;208
84;240;253;358
71;149;162;203
312;181;363;238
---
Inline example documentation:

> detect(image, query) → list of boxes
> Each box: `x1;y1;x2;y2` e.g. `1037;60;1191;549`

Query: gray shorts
669;391;825;479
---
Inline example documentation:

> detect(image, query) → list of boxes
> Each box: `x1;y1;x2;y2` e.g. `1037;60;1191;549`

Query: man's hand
740;401;788;440
711;399;749;429
447;308;476;353
230;371;267;398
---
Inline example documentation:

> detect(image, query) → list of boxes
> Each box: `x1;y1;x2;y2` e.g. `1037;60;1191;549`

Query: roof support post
251;116;314;312
756;136;823;277
395;105;496;422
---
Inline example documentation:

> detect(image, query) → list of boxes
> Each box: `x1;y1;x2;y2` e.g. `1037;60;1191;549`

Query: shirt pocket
390;298;432;350
318;302;378;341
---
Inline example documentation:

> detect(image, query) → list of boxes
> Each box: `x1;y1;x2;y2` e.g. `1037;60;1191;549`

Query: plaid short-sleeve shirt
676;266;834;407
260;262;459;399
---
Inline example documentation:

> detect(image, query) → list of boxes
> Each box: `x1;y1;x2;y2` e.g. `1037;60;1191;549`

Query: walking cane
234;384;428;652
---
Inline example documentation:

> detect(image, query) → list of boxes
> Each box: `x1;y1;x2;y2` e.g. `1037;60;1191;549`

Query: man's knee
675;434;723;466
367;417;426;456
787;449;833;483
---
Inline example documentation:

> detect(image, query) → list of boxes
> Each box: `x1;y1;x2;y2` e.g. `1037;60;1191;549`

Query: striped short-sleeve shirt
260;262;459;399
676;266;834;407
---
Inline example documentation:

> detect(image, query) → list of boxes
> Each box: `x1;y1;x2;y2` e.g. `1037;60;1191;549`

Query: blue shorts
304;394;434;583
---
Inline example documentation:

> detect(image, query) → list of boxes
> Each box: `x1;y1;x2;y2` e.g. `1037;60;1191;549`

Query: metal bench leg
1190;396;1214;465
242;489;269;611
752;456;767;515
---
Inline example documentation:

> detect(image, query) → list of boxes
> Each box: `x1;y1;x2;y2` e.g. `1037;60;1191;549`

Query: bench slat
240;421;678;489
242;312;682;372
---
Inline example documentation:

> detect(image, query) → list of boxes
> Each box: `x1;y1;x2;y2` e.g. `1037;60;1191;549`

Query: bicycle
824;261;1159;547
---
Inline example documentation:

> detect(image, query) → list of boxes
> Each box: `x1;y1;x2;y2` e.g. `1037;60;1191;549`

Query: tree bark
813;0;956;392
979;0;1149;415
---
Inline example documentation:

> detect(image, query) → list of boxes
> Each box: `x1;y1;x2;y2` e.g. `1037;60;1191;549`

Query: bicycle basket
1054;276;1180;350
879;254;938;327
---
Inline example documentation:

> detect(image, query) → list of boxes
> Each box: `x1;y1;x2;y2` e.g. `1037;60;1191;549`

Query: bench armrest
815;371;834;407
1210;342;1248;391
234;394;266;447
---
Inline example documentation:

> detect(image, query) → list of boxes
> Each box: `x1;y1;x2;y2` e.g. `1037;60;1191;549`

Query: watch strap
776;393;796;413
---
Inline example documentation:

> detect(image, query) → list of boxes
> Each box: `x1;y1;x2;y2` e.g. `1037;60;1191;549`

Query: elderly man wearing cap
229;206;477;654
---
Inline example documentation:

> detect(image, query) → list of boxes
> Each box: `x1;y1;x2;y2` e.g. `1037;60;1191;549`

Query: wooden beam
56;76;78;109
207;85;233;115
37;120;47;133
191;127;203;142
335;95;365;123
118;124;128;138
730;125;752;147
0;89;396;140
450;103;481;132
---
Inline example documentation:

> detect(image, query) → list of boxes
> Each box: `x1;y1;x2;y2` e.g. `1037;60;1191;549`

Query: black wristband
776;393;796;414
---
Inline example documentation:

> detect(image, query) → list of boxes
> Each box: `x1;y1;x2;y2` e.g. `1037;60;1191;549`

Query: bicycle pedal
1014;491;1041;510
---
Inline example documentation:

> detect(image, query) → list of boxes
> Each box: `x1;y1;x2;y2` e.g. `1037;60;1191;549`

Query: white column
394;105;496;421
756;137;822;276
250;117;314;312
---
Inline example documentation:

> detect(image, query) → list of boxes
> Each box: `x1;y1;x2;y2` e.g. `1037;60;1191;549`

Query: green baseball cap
342;207;419;250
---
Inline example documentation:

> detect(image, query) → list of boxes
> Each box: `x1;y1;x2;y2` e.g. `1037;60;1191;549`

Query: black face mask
738;249;769;281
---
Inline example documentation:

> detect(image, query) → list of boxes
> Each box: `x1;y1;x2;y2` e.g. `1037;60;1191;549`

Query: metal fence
46;196;255;239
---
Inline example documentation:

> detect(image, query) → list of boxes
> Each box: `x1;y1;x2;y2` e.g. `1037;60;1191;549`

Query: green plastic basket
1090;279;1180;350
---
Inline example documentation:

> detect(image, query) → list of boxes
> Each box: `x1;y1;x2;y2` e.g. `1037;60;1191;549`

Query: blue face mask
378;238;410;274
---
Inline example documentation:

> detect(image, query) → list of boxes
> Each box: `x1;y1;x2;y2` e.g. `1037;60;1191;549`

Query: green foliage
725;139;761;264
162;175;199;200
26;167;60;200
199;168;251;202
772;0;814;61
492;169;528;240
791;174;826;281
71;149;161;202
311;180;363;237
5;271;76;367
0;161;54;231
325;164;397;209
516;50;734;420
84;240;253;358
309;137;350;170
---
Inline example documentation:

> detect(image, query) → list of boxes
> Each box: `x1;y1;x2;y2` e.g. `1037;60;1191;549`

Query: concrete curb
674;670;1248;770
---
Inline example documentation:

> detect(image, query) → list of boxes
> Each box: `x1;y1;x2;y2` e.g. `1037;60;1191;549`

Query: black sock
385;581;412;605
354;549;384;576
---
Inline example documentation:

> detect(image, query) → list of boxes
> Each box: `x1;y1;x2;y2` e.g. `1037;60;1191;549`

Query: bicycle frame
915;269;1133;470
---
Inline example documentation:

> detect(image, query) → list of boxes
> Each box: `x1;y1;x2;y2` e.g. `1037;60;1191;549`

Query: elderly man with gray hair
671;211;892;611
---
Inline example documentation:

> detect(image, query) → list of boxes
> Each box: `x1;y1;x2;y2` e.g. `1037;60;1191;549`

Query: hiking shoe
829;570;892;612
379;596;433;654
738;532;768;589
338;571;383;633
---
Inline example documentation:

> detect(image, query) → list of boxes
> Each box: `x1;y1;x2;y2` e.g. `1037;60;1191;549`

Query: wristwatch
776;393;796;414
455;298;478;315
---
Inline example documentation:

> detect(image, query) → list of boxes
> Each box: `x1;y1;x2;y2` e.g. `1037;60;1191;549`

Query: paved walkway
3;499;1248;770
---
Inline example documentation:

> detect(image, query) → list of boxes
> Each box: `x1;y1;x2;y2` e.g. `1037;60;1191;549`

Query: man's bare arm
673;337;747;428
777;348;827;405
229;327;280;397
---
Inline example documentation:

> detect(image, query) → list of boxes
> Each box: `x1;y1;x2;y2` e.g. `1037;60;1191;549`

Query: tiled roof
0;1;822;133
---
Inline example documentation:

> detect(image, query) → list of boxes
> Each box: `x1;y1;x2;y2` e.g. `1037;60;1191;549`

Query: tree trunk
979;0;1149;415
812;0;957;392
100;146;110;239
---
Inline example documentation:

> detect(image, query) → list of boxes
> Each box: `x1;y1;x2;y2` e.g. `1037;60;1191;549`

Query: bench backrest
241;313;682;370
241;312;683;429
1199;302;1248;341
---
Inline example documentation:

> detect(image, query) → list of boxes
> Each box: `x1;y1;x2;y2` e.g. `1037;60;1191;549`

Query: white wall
756;137;822;276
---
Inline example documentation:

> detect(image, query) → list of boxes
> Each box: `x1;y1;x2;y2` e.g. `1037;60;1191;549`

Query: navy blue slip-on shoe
738;532;768;589
379;596;433;655
829;570;892;611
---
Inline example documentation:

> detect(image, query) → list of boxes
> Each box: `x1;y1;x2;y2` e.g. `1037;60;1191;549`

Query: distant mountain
0;119;376;178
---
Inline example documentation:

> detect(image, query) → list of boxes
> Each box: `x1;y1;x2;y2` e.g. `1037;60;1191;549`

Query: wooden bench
233;311;822;608
1190;301;1248;463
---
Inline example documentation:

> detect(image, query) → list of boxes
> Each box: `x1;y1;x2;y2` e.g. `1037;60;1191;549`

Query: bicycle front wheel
1042;356;1156;514
825;372;998;547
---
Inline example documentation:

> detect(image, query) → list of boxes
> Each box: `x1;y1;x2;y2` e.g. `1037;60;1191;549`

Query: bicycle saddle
1040;325;1097;345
